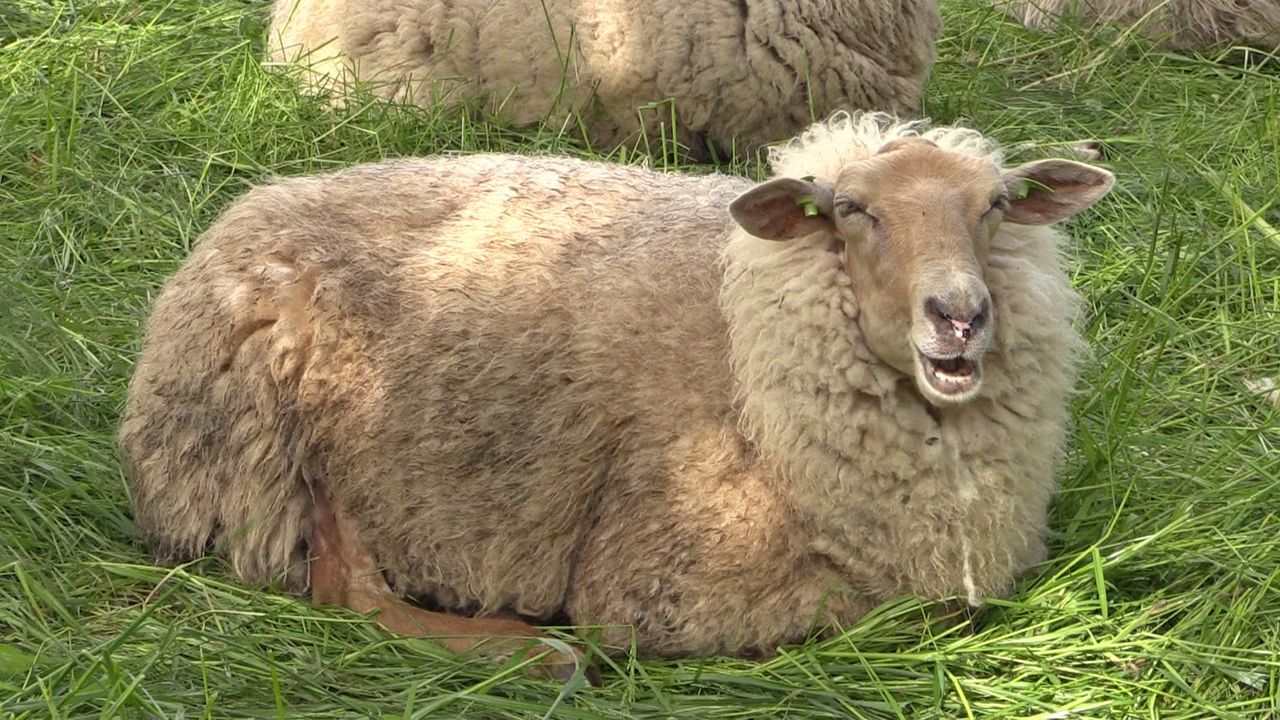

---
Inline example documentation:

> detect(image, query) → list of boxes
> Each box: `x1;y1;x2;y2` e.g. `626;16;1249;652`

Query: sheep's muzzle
911;282;992;404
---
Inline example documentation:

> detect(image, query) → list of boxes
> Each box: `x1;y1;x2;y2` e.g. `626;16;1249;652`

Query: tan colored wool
120;112;1105;658
265;0;941;160
994;0;1280;50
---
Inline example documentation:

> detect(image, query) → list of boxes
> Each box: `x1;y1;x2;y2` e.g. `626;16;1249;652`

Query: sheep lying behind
119;112;1114;676
993;0;1280;51
266;0;941;159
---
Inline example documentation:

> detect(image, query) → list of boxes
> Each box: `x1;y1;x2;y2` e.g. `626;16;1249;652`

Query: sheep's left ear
729;177;835;241
1001;159;1115;225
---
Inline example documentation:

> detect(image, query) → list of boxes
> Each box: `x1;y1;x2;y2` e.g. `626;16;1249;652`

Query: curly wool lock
120;111;1112;659
266;0;941;159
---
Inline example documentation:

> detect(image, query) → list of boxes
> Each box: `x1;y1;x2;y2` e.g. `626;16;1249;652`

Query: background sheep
266;0;941;160
992;0;1280;51
118;111;1114;676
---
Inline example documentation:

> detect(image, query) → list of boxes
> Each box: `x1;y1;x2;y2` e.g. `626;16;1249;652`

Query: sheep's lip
914;348;982;401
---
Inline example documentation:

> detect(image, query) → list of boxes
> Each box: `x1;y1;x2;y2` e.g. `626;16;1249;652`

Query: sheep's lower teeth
918;351;981;397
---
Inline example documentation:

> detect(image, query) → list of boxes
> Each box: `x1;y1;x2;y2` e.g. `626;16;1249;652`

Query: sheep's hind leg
309;485;596;683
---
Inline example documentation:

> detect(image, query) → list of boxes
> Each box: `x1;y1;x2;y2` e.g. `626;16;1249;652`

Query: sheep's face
729;138;1114;406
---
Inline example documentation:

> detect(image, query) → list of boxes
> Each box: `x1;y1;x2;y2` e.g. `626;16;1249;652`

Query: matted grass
1;0;1277;717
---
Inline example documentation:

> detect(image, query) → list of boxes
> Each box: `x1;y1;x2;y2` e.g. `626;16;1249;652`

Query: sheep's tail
118;242;318;591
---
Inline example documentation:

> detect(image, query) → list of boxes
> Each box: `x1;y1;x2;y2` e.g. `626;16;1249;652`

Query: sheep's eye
835;199;876;223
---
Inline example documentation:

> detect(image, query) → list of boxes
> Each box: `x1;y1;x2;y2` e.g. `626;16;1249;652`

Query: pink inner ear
745;193;832;240
1006;173;1105;225
754;194;809;237
1031;172;1109;207
1008;193;1065;224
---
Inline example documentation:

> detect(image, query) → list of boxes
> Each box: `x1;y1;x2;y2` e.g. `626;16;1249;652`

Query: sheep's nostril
966;309;985;334
924;297;948;323
947;316;974;343
926;296;989;344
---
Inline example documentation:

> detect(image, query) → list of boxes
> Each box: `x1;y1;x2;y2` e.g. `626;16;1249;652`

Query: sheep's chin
913;347;983;405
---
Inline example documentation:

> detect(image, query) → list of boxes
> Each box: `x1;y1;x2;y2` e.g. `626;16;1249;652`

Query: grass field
2;0;1279;717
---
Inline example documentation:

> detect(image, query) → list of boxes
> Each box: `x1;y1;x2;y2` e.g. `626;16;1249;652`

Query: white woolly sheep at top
118;111;1115;678
993;0;1280;51
265;0;941;159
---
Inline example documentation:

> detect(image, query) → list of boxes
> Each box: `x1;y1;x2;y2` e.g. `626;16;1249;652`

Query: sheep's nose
924;295;990;344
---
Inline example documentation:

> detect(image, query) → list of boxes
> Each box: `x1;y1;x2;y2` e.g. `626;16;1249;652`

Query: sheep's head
729;138;1114;406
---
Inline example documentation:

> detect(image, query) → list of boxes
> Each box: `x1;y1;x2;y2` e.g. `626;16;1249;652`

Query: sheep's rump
993;0;1280;50
119;154;752;618
266;0;941;158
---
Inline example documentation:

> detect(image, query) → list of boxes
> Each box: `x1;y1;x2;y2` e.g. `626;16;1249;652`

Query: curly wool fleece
267;0;941;159
120;111;1087;658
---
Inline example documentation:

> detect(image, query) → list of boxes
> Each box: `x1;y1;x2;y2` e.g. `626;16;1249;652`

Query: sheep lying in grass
993;0;1280;51
119;111;1114;678
265;0;941;160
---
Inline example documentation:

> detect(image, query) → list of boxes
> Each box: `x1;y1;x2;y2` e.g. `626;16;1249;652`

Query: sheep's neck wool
720;222;1081;604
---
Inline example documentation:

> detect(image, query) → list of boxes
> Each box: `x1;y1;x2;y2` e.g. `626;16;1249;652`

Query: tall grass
1;0;1277;717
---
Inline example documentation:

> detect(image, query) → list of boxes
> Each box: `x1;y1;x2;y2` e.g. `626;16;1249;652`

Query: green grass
2;0;1278;716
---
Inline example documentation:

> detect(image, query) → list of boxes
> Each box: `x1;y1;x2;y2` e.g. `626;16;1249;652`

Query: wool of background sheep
266;0;941;159
993;0;1280;50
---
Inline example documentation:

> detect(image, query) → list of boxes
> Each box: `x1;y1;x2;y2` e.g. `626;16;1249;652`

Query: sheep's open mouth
917;350;981;398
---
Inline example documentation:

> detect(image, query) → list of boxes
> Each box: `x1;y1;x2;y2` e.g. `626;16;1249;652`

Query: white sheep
118;111;1115;678
993;0;1280;51
265;0;942;159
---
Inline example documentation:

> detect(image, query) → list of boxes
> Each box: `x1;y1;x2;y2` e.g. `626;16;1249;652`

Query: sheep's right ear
729;177;835;241
1001;159;1115;225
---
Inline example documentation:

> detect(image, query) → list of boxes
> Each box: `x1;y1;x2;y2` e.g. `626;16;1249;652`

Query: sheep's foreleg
308;484;596;683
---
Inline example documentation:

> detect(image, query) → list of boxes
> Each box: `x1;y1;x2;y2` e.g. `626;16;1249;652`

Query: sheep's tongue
934;357;974;376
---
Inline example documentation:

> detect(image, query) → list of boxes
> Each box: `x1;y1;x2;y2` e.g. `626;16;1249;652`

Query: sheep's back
270;0;941;159
992;0;1280;50
200;154;748;616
